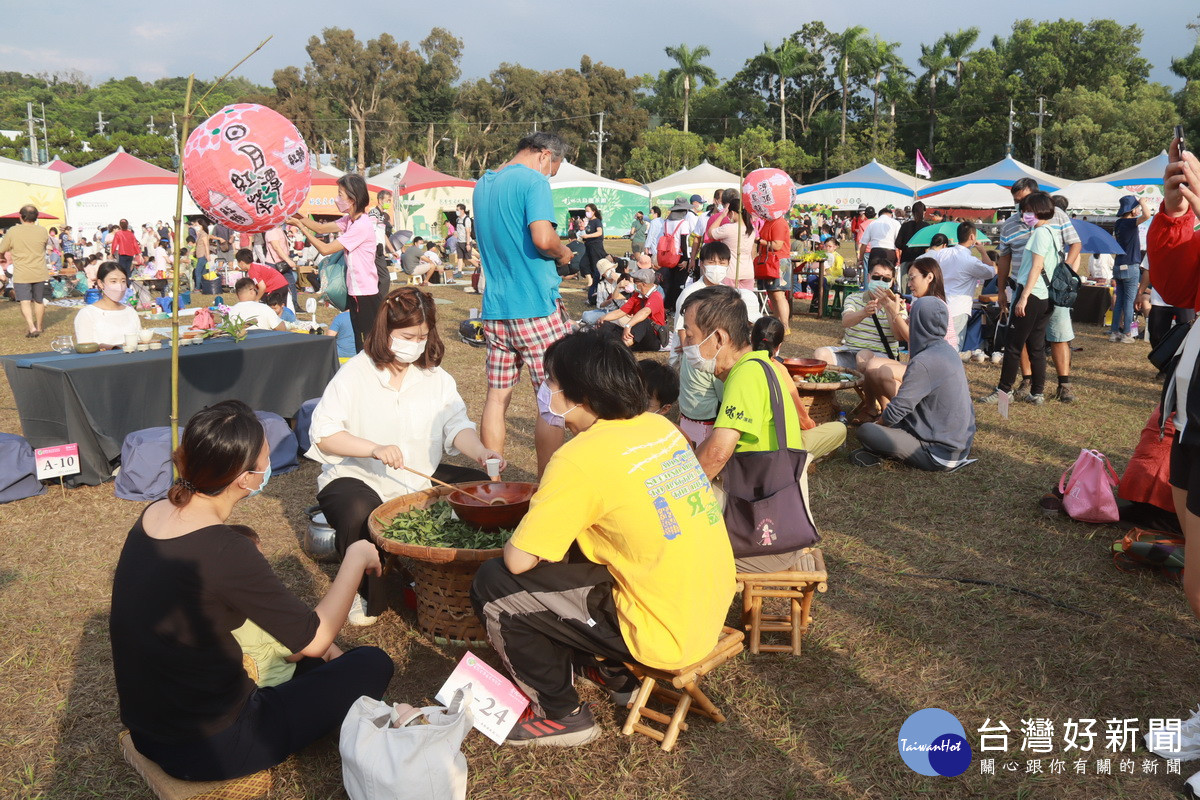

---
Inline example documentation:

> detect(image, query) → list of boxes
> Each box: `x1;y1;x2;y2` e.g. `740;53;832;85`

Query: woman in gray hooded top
851;296;976;470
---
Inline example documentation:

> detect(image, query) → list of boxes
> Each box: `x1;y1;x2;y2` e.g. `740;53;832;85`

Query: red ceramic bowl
782;357;827;378
448;481;537;532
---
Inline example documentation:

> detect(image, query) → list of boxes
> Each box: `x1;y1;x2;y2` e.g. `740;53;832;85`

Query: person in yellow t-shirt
471;328;735;747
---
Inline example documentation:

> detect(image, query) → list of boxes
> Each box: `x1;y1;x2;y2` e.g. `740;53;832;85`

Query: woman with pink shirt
289;174;379;352
708;188;756;288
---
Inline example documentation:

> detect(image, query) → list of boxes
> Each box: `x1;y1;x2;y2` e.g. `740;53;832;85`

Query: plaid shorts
483;301;571;389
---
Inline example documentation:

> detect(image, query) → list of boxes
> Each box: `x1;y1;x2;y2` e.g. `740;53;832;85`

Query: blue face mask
866;279;892;295
247;463;272;497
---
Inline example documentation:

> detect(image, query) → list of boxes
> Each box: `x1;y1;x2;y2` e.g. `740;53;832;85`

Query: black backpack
1040;260;1081;308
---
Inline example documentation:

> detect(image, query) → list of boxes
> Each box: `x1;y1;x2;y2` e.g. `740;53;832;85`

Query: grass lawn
0;253;1193;799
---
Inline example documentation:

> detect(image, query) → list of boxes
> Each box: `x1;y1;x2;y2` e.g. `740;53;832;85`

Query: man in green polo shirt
0;205;51;337
681;285;845;572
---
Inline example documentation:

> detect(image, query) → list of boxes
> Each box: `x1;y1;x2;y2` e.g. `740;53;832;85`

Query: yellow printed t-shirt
231;620;296;688
509;413;735;670
716;352;803;453
0;223;50;284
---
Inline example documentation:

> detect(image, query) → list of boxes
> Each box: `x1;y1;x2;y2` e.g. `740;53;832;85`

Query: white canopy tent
548;161;650;232
1091;151;1169;187
918;156;1068;198
1053;181;1128;214
920;182;1012;209
646;161;741;206
65;147;199;233
794;159;927;210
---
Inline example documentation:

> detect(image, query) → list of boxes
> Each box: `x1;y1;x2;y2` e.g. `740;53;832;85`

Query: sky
2;1;1196;92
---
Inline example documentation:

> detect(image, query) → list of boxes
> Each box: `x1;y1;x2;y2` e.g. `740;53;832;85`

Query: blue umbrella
1070;219;1123;255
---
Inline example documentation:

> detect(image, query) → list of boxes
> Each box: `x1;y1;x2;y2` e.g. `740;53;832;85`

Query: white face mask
101;282;127;302
584;210;594;219
703;265;728;285
390;337;426;363
683;330;720;374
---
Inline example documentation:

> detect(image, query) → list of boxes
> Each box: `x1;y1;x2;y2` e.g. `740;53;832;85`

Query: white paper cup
123;333;139;351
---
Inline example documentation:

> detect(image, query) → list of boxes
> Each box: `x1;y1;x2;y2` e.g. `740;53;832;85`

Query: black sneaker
848;448;883;467
577;661;638;707
506;703;600;747
1055;383;1075;403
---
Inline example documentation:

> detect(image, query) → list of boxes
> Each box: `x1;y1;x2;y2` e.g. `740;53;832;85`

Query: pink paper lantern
183;103;311;233
741;168;796;221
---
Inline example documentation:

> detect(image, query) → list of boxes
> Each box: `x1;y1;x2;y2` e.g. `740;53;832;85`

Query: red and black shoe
505;703;600;747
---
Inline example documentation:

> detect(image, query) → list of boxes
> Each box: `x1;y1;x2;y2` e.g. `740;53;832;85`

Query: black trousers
318;464;489;616
1149;305;1196;351
116;254;133;277
470;559;634;718
660;265;689;312
581;247;605;304
347;292;381;353
134;646;393;782
998;294;1052;395
600;319;660;351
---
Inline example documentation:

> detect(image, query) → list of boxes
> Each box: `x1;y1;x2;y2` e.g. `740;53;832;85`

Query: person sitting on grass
684;286;846;573
855;257;958;420
263;289;297;325
226;278;286;332
850;297;976;471
638;357;678;418
470;329;734;746
227;525;344;688
598;267;666;352
109;400;393;782
580;257;629;328
813;255;908;374
325;309;356;363
73;261;140;348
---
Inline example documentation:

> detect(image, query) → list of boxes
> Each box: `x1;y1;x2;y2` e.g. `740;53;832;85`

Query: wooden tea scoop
400;466;503;506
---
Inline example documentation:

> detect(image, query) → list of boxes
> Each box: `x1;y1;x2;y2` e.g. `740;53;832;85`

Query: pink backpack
1059;449;1120;523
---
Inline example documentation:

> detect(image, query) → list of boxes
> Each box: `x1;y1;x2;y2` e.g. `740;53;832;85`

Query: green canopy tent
548;161;649;235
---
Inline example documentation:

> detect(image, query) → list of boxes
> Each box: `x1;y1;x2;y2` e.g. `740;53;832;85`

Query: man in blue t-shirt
325;310;356;362
473;132;575;476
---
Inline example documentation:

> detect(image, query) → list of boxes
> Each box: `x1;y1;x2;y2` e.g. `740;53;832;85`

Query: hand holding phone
1176;124;1188;158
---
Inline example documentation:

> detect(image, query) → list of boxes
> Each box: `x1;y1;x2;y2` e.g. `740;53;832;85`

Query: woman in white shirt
308;287;503;626
73;262;140;348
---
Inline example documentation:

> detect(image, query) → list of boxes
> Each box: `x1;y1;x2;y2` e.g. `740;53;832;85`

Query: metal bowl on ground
782;357;827;378
448;481;537;532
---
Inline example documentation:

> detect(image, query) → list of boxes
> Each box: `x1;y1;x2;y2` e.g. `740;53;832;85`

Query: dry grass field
0;250;1193;800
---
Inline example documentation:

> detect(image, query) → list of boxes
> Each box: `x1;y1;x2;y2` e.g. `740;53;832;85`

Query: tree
710;125;815;176
917;39;954;152
749;39;807;140
302;28;421;172
626;127;706;182
942;27;980;87
807;111;840;178
664;44;717;133
831;25;868;145
860;37;904;151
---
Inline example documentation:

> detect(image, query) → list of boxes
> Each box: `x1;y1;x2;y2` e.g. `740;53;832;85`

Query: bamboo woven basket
368;483;531;644
792;366;864;423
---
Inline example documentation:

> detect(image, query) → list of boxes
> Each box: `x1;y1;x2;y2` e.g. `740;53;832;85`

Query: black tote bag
720;358;820;558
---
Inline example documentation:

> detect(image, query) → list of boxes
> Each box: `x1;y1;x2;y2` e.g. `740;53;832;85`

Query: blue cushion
0;433;47;503
255;411;299;476
114;427;174;502
294;398;320;456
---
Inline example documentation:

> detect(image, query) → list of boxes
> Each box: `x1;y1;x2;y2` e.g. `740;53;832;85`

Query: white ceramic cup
485;457;502;480
123;333;139;352
138;329;154;343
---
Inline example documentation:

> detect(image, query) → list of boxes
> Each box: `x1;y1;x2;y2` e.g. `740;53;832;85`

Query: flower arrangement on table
193;303;255;342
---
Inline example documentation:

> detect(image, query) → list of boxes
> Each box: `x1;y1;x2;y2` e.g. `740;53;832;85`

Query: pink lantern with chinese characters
182;103;311;233
741;167;796;221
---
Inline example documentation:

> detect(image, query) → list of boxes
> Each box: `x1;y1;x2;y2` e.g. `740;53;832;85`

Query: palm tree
832;25;868;146
877;67;912;150
750;39;808;140
664;44;718;134
809;110;840;179
941;27;980;87
862;37;903;147
918;39;954;153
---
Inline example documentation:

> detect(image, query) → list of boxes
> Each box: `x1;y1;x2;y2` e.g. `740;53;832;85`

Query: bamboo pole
167;37;273;451
169;75;194;452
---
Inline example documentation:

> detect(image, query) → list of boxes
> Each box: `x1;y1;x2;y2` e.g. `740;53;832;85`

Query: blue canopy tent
917;156;1068;199
793;159;928;211
1091;151;1168;187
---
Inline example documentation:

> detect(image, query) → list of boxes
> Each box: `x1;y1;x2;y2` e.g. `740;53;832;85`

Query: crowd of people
36;129;1188;785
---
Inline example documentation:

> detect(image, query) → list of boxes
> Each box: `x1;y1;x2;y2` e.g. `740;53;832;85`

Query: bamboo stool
621;626;744;752
738;547;828;655
119;731;272;800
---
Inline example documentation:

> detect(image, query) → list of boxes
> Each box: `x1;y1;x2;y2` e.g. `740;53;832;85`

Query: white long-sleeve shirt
308;353;476;501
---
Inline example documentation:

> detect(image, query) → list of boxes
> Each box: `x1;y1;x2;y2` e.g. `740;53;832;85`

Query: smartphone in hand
1176;124;1188;158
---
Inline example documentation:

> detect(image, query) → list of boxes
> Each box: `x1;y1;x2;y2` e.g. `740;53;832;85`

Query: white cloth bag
340;687;474;800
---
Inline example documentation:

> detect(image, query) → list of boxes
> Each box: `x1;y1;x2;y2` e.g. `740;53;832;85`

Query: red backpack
656;219;686;268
